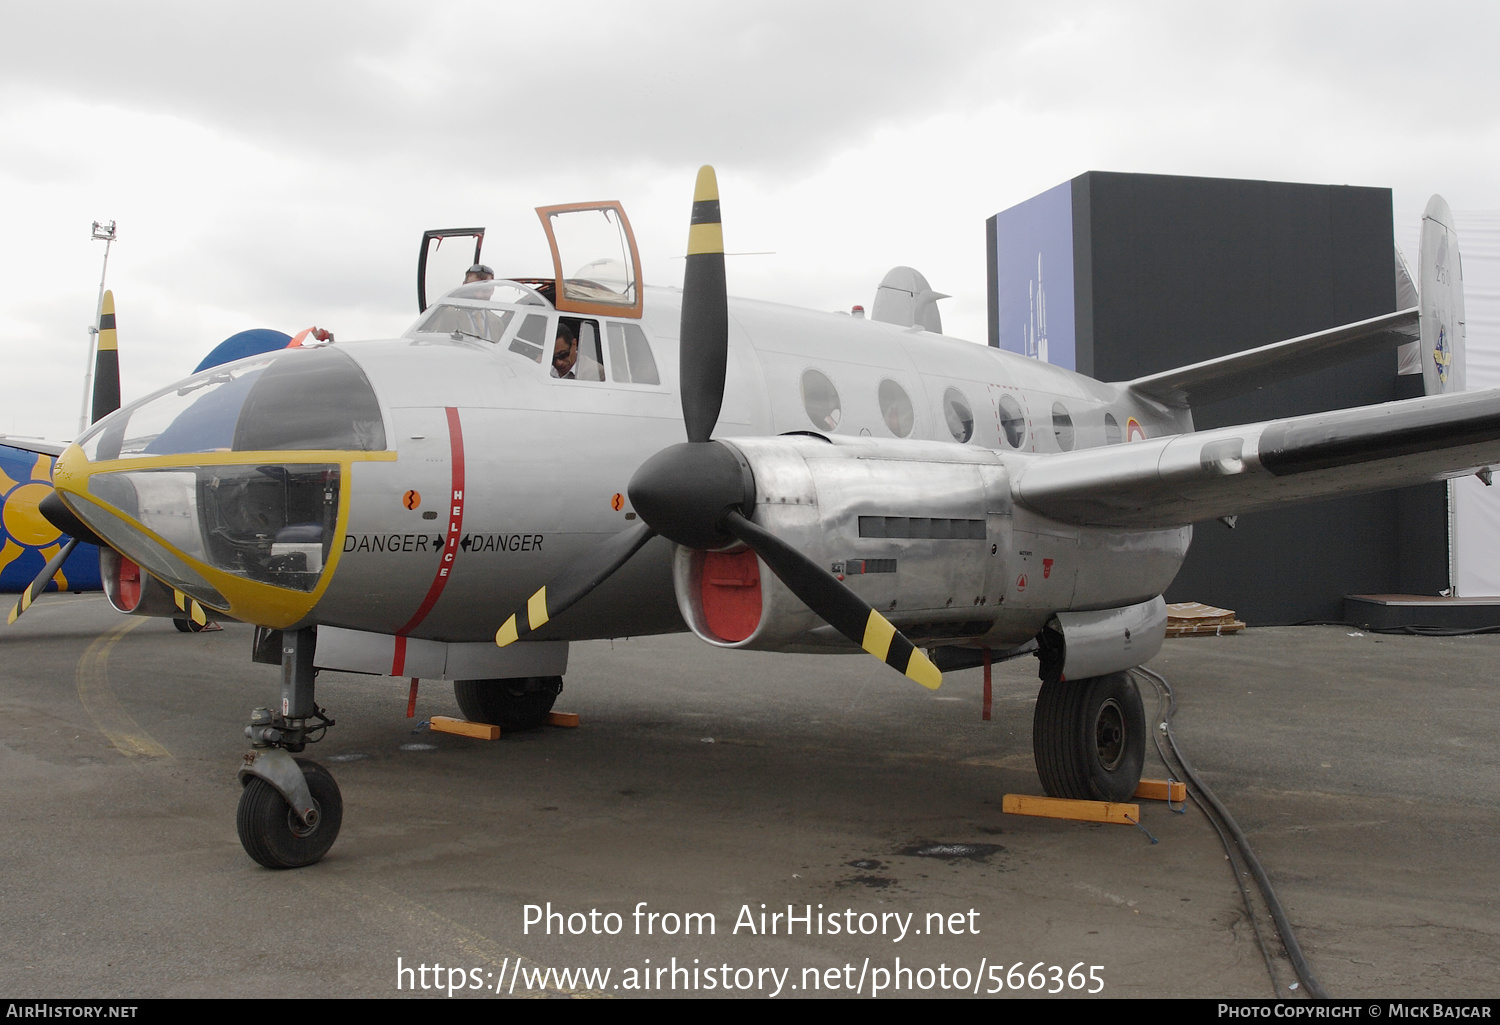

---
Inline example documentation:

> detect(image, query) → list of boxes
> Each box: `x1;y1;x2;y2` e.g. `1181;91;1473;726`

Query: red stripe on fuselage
391;407;466;674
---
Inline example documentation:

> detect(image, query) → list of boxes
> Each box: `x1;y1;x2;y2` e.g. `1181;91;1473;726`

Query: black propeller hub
628;441;755;550
39;489;108;549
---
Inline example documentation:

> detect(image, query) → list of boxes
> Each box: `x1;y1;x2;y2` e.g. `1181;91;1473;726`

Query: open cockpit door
535;202;643;319
417;228;485;313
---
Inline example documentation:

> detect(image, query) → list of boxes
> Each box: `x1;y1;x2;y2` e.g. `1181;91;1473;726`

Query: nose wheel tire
454;676;562;731
1032;671;1146;803
237;758;343;869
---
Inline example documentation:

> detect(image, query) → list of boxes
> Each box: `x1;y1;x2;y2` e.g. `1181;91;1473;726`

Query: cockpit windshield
408;304;516;343
443;280;548;305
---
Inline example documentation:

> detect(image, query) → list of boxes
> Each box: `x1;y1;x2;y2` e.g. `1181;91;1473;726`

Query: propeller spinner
495;167;942;690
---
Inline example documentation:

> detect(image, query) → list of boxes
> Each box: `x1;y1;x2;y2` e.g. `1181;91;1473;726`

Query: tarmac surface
2;593;1497;999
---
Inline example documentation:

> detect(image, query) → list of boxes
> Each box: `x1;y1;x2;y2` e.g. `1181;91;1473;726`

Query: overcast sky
3;1;1497;441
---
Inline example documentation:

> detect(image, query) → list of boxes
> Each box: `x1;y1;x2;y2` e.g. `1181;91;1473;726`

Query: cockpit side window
509;313;552;363
605;322;661;385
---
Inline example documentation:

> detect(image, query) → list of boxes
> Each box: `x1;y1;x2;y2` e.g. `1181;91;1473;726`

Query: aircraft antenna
77;220;117;436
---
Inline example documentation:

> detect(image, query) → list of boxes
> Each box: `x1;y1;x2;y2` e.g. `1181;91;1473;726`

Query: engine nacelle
672;435;1013;652
101;546;185;617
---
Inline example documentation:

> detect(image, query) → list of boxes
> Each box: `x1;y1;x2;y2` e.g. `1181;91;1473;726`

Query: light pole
78;220;117;436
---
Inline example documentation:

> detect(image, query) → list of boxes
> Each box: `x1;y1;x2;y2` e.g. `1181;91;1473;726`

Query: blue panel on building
988;180;1077;371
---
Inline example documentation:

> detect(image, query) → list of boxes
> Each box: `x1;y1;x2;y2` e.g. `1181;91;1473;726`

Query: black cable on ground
1134;666;1329;1000
1295;619;1500;636
1145;671;1283;996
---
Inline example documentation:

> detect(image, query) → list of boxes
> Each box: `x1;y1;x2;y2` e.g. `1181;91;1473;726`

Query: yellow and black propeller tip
496;520;656;647
173;589;209;627
680;166;729;445
91;290;121;425
8;538;79;625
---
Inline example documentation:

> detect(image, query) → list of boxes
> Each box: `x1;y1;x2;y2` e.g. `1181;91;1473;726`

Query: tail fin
91;290;121;423
1420;195;1466;394
871;267;948;334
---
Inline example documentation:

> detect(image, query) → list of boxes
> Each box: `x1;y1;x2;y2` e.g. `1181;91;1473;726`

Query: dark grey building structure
986;171;1445;625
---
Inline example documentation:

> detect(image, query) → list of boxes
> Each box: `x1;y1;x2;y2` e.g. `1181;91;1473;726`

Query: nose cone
52;345;390;628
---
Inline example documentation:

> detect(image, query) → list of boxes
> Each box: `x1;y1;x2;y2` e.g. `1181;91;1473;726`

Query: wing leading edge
1011;387;1500;529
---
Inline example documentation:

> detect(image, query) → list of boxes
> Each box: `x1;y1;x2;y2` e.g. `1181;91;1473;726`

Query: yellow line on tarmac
75;618;173;759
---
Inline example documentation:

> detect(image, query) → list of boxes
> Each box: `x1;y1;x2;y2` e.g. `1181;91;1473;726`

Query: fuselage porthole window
878;379;915;438
943;387;974;443
997;394;1027;448
1052;402;1075;452
801;369;842;431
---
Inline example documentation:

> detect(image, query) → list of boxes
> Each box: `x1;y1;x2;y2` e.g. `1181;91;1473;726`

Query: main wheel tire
453;676;563;731
236;758;343;870
1033;671;1146;803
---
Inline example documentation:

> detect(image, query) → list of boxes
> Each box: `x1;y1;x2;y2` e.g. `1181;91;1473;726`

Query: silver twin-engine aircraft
15;170;1493;868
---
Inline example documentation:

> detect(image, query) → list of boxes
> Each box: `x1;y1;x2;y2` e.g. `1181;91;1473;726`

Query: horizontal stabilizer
1012;387;1500;529
1124;308;1419;407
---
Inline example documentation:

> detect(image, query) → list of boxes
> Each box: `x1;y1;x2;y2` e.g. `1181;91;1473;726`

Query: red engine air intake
699;548;761;642
111;554;142;612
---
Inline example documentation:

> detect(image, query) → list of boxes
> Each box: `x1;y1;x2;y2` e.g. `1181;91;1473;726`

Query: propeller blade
8;538;80;625
722;511;942;690
680;165;728;444
91;290;121;424
173;588;210;627
496;521;657;647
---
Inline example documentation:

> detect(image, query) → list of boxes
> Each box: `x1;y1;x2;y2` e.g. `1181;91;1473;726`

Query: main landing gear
1032;670;1147;803
453;676;562;731
238;627;342;869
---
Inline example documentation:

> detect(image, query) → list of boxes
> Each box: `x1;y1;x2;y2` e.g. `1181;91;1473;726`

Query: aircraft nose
51;345;388;626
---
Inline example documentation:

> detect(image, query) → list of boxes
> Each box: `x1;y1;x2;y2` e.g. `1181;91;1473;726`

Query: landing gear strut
237;627;342;869
1032;671;1146;803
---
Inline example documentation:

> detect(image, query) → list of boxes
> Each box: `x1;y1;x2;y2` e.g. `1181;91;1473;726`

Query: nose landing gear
237;627;343;869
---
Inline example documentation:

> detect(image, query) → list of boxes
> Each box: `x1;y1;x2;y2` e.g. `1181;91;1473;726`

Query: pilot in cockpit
463;263;494;284
551;321;603;381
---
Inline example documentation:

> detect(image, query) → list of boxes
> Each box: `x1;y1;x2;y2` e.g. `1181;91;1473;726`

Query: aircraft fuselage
55;282;1194;652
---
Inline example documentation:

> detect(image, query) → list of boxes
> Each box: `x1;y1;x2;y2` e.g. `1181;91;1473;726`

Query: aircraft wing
1011;387;1500;529
1124;308;1420;407
0;436;67;458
